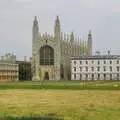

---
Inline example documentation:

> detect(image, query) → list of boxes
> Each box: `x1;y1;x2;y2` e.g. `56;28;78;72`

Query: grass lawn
0;81;120;120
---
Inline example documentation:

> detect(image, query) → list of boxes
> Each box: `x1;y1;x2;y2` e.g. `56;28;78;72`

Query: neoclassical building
71;55;120;81
0;53;19;82
32;16;92;81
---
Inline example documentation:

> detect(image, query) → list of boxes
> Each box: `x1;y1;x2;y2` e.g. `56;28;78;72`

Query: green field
0;81;120;120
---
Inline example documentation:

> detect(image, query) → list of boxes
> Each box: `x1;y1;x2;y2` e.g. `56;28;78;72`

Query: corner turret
54;16;61;40
32;16;39;41
87;30;92;56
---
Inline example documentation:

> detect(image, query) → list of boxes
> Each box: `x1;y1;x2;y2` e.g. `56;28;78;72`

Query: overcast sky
0;0;120;60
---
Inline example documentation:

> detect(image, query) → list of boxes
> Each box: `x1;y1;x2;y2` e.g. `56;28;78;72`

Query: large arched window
40;45;54;65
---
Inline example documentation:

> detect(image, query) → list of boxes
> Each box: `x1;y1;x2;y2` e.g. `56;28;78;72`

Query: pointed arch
40;45;54;65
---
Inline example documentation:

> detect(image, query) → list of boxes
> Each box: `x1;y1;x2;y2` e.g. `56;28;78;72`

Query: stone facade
32;16;92;81
71;55;120;81
0;53;19;82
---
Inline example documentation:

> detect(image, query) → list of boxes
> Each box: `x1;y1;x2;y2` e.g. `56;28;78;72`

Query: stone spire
33;16;38;26
54;16;61;40
67;34;69;42
70;32;74;43
87;30;92;56
55;16;60;24
32;16;39;41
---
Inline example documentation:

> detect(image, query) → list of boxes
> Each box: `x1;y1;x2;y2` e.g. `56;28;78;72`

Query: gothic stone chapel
32;16;92;81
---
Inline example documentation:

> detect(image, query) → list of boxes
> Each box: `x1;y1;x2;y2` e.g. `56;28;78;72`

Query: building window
104;60;106;64
98;74;100;80
91;67;94;71
80;67;82;72
80;74;82;80
74;61;76;65
86;67;88;72
110;66;112;72
110;74;112;80
103;66;106;72
80;61;82;65
104;74;106;79
117;74;119;80
92;74;94;80
97;67;100;72
117;67;119;72
98;61;100;65
92;61;94;64
110;60;112;64
117;60;119;64
86;74;88;79
86;61;88;64
74;74;76;80
40;45;54;65
74;67;76;72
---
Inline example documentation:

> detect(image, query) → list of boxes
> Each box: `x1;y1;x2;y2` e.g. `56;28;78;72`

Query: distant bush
1;116;63;120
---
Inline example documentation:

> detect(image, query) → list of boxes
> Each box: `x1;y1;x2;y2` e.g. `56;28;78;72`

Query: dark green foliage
0;116;63;120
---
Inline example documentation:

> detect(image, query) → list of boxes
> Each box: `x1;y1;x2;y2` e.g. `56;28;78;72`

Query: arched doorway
60;64;64;79
44;72;49;80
